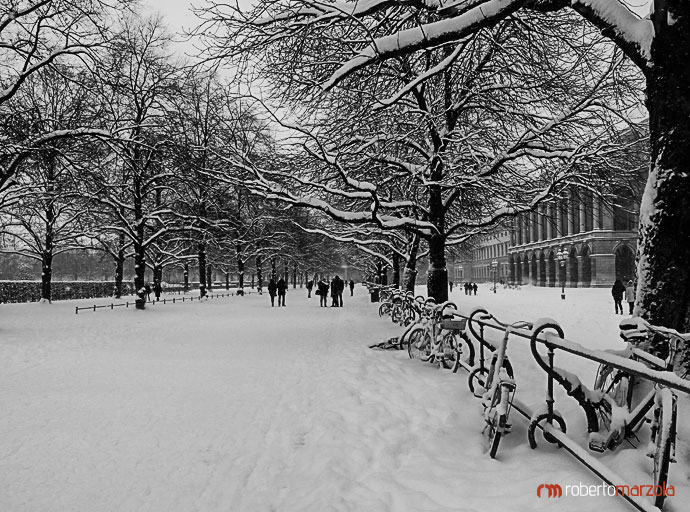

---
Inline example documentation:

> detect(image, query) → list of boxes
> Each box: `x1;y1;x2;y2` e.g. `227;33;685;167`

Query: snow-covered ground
1;284;688;512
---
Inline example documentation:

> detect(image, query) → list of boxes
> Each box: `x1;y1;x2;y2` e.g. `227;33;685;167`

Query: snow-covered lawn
1;285;688;512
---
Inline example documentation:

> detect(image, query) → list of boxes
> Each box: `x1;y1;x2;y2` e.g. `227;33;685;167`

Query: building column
546;204;554;240
536;208;543;241
602;202;614;230
589;253;615;287
536;255;544;287
579;198;587;233
593;197;602;230
556;201;563;237
567;194;574;236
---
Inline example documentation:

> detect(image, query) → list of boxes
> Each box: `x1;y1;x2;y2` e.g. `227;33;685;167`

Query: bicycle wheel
408;328;431;361
469;367;490;396
378;302;391;317
593;364;632;432
652;389;676;509
454;333;475;372
486;409;507;459
391;306;402;324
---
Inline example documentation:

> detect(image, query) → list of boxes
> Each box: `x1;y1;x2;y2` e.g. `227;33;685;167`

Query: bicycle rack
447;308;690;512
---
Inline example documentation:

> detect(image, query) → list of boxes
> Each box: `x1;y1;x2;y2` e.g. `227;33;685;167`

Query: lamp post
491;259;498;293
557;248;567;300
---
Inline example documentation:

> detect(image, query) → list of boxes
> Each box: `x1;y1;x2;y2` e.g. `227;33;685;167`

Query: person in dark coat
472;282;478;295
277;277;287;306
449;280;453;292
306;280;314;298
335;275;344;307
144;283;152;301
330;276;339;307
268;278;277;307
153;281;162;301
611;279;625;314
349;279;355;296
317;279;329;307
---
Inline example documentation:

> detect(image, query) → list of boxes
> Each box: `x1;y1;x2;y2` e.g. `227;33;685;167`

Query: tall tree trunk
427;179;448;302
133;241;146;309
256;255;263;293
293;263;297;288
183;262;189;293
637;4;690;369
114;233;125;298
271;257;276;279
153;263;163;300
225;272;230;290
41;250;53;302
402;234;421;292
392;252;400;288
198;242;207;297
237;244;244;290
207;265;213;292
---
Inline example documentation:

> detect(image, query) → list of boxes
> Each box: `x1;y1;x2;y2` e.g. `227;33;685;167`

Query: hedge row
0;281;135;304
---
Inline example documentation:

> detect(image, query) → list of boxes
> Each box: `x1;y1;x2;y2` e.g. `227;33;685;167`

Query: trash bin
370;289;380;302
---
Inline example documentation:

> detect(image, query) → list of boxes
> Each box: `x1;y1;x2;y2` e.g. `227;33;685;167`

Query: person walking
153;280;162;302
349;279;355;296
472;282;478;295
268;278;277;307
449;280;453;292
335;275;344;307
611;279;625;315
625;280;635;315
277;277;287;306
306;280;314;298
144;283;152;302
330;276;339;307
317;279;329;307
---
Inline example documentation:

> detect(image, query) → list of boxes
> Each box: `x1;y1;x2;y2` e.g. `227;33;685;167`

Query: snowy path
1;286;688;511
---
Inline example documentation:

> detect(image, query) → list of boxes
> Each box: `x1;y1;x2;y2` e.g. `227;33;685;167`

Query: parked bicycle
467;309;532;458
528;317;690;511
405;301;475;371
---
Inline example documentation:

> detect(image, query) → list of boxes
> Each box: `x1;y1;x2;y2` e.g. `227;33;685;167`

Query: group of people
304;276;355;307
143;281;163;302
267;276;356;307
461;282;478;295
267;277;288;307
611;279;635;315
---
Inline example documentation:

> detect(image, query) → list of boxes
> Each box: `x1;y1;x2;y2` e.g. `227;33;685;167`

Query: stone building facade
508;193;638;288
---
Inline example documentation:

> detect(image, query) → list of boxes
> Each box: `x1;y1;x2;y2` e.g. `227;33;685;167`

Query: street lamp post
557;248;567;300
491;259;498;293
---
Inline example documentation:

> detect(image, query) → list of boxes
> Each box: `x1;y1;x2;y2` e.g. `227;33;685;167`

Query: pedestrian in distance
268;278;277;307
144;283;152;302
625;280;635;315
306;280;314;298
317;279;329;307
153;281;162;302
349;279;355;296
330;276;339;307
277;277;287;307
472;282;478;295
335;275;344;307
611;279;625;315
449;280;453;292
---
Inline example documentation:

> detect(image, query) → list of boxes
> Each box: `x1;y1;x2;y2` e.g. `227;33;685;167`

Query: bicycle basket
441;318;467;331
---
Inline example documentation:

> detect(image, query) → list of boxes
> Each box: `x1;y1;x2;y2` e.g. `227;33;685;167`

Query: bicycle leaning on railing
404;301;475;371
466;309;532;458
527;317;690;511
